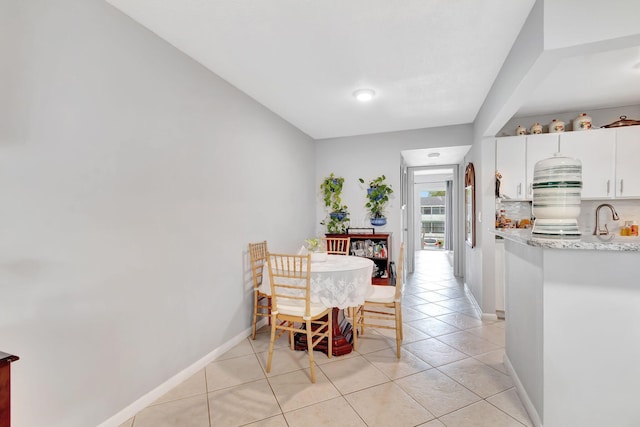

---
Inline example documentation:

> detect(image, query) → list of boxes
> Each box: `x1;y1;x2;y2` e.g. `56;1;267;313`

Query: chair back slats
249;241;268;290
353;242;405;359
265;252;331;382
267;253;312;316
322;237;351;255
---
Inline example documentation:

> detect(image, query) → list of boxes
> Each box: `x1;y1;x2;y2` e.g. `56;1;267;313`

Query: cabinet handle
607;180;610;195
517;183;522;196
620;179;624;194
528;183;532;196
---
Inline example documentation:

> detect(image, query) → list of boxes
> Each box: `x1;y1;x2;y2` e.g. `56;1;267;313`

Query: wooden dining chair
352;243;405;358
322;236;351;255
249;241;270;340
266;252;332;383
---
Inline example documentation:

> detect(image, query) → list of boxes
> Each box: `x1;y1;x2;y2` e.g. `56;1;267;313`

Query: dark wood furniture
295;308;354;356
326;232;392;285
0;351;19;427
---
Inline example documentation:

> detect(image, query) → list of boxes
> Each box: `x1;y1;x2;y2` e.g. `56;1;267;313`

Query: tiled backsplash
580;200;640;235
497;199;640;235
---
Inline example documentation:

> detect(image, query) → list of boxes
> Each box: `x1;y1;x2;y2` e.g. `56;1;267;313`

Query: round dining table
261;254;374;356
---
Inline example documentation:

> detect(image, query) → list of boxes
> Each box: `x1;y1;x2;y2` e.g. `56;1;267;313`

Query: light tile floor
121;250;533;427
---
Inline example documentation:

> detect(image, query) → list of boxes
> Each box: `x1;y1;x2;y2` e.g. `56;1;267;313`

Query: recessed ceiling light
428;152;441;158
353;89;375;102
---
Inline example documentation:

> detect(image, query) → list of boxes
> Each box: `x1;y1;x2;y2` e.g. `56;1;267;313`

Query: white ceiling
106;0;639;169
402;146;471;168
106;0;535;139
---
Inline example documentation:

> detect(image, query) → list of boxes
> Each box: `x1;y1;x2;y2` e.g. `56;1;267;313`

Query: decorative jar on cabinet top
515;125;527;135
549;119;565;133
530;122;542;134
532;153;582;236
572;113;592;131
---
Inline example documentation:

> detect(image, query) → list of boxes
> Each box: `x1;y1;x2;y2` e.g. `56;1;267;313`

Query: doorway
399;145;470;279
416;179;449;251
405;165;462;278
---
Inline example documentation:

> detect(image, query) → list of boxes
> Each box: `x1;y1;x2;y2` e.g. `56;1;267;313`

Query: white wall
314;125;473;260
0;1;315;426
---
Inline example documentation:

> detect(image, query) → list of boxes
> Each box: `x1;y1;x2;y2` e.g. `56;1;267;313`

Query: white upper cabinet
496;127;640;201
525;133;560;199
615;126;640;198
559;128;616;199
496;136;526;200
496;134;559;200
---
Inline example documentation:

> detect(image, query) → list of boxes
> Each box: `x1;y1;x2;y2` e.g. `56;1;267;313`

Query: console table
0;351;19;427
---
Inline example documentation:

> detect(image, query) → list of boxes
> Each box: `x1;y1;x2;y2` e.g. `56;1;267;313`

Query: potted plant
305;238;320;251
320;173;350;233
305;238;327;262
359;175;393;226
320;215;350;234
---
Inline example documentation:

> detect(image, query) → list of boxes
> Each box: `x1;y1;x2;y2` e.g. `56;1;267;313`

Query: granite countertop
493;228;640;251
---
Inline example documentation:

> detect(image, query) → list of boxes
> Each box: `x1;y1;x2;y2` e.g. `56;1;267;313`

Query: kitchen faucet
593;203;620;235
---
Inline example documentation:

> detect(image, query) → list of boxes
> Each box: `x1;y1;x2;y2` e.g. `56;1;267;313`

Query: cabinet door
559;128;616;198
496;136;526;200
526;133;559;199
615;126;640;198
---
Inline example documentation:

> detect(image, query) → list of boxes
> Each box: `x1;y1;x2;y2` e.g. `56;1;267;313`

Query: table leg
294;308;353;356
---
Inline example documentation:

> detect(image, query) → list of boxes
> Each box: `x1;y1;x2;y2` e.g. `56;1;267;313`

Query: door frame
405;165;463;277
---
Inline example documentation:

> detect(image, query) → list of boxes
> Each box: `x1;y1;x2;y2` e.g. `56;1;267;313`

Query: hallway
120;250;532;426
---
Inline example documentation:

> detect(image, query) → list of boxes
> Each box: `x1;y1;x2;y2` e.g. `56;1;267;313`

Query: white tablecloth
261;255;374;309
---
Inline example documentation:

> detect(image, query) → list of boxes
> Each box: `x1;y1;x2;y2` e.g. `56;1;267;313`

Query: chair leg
289;322;295;350
251;291;258;340
327;313;332;359
305;319;316;383
351;305;359;351
395;302;403;359
266;315;278;373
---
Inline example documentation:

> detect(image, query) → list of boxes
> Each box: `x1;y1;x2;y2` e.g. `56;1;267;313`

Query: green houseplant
359;175;393;226
305;238;321;252
304;237;327;262
320;173;350;233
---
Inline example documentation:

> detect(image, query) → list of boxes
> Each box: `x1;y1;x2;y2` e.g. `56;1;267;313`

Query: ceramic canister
515;125;527;135
532;153;582;236
531;122;543;134
549;119;565;133
573;113;592;131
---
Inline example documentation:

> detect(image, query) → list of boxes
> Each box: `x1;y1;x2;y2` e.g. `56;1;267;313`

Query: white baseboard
463;282;498;321
481;312;498;321
503;354;543;427
97;321;264;427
